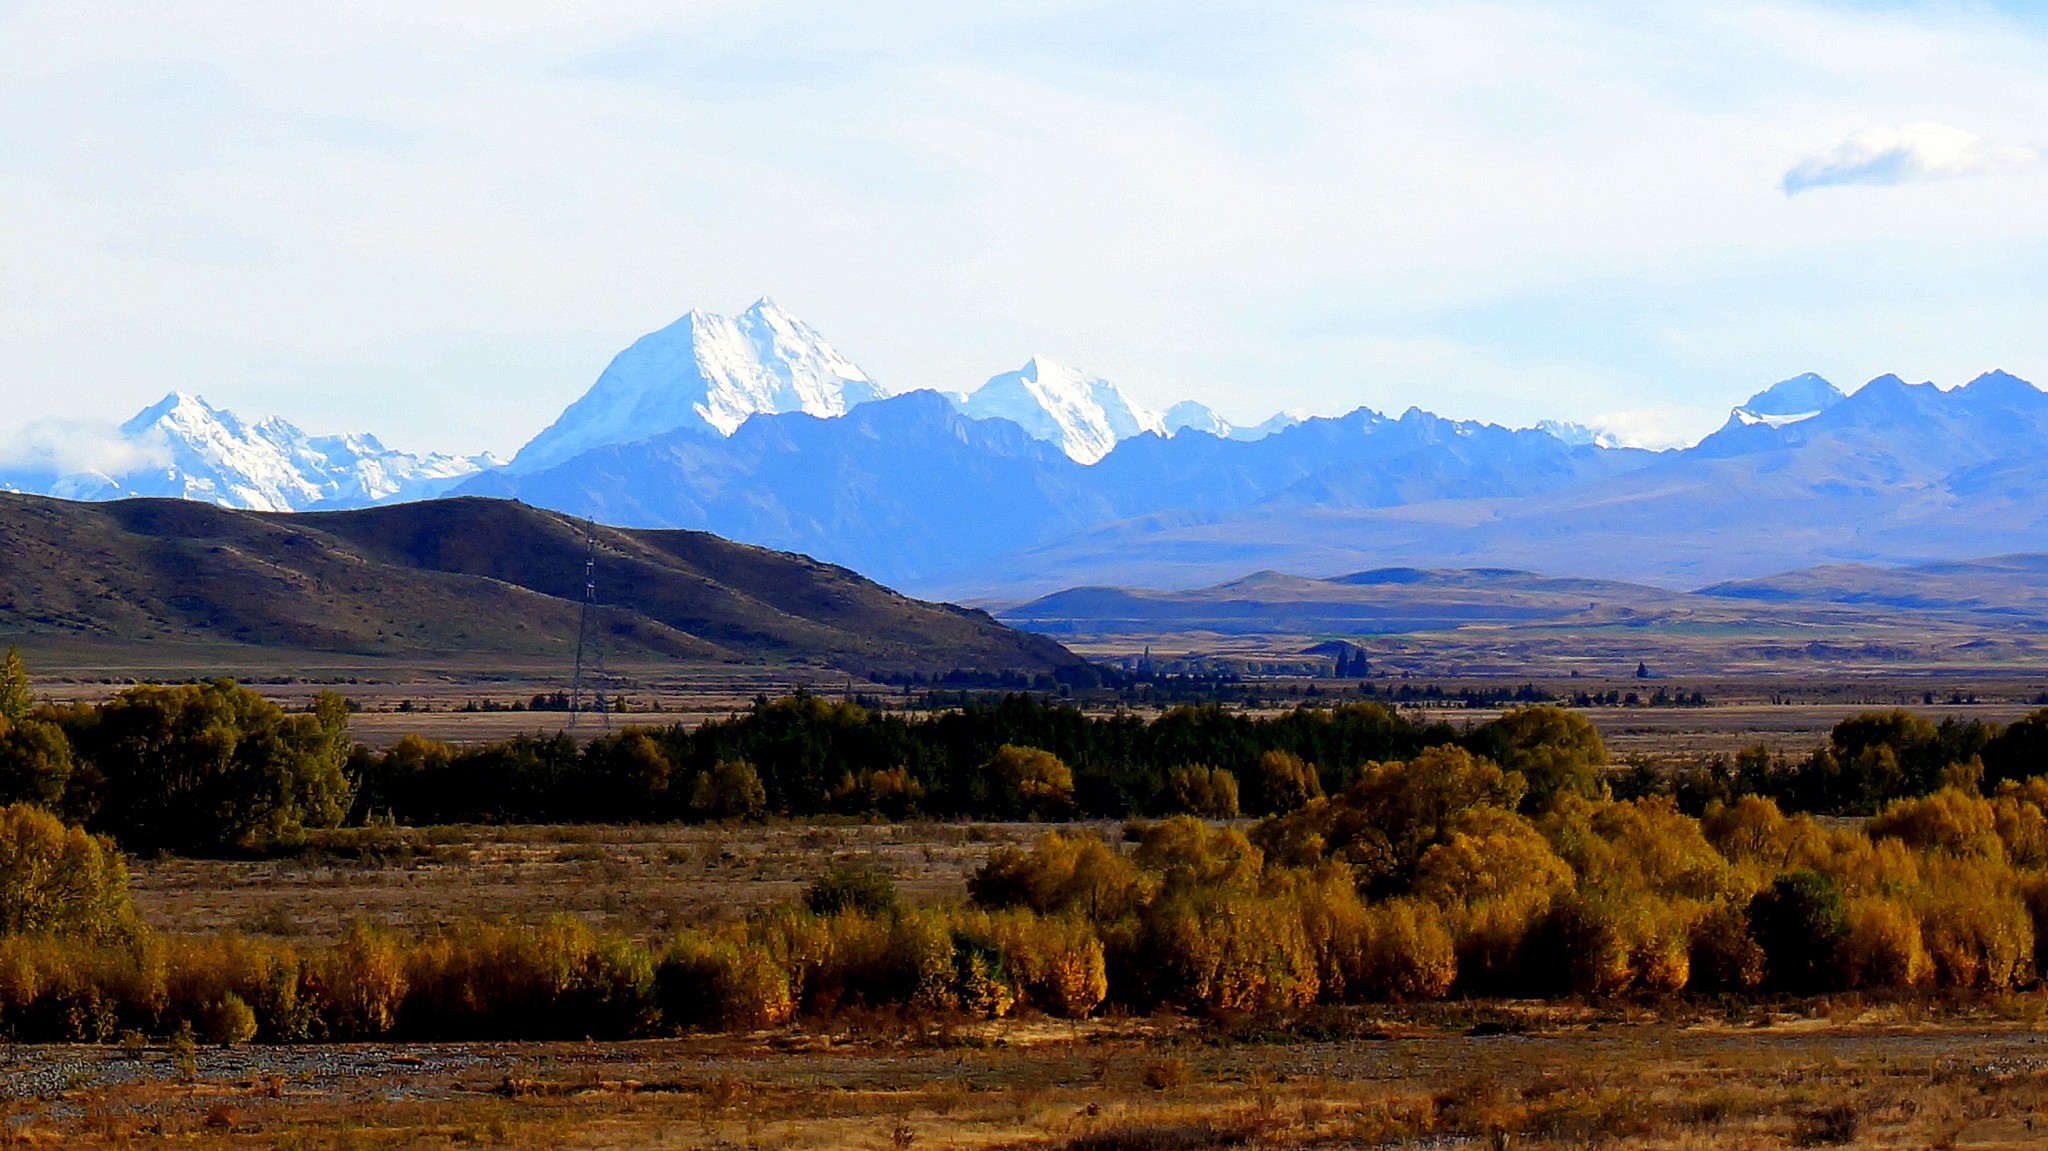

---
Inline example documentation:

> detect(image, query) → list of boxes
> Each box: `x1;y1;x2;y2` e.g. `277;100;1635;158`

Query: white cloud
1783;122;2036;194
0;420;169;477
1;3;2047;451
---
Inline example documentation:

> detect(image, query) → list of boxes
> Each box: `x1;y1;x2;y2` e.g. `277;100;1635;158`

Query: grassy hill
0;493;1081;677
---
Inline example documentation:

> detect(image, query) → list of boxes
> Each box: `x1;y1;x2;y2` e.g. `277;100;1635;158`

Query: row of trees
4;643;2048;852
12;758;2048;1041
1655;708;2048;815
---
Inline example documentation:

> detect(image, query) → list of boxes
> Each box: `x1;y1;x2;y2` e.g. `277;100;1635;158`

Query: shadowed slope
0;493;1080;677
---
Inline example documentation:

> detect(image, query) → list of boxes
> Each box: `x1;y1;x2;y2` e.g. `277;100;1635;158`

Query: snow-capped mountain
1163;402;1303;442
1164;400;1233;438
508;298;890;473
0;393;496;512
1533;420;1627;449
951;356;1167;464
1726;372;1847;429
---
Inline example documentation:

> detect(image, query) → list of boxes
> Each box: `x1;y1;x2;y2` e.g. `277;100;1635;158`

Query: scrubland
12;664;2048;1145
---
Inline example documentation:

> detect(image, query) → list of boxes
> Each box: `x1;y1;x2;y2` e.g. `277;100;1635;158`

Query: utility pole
569;522;610;732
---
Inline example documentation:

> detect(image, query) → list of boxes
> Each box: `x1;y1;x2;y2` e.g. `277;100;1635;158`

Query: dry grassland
126;823;1051;945
8;1007;2048;1148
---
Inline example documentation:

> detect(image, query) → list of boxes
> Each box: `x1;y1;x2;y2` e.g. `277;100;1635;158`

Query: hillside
996;557;2048;675
0;493;1080;677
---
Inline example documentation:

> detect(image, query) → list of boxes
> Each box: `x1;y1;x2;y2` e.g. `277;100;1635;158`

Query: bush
657;933;794;1031
306;924;406;1039
1868;789;2004;860
1163;765;1239;818
0;804;136;940
1253;750;1323;815
1686;900;1764;992
1354;898;1457;1001
1468;706;1607;810
399;917;656;1039
990;912;1107;1017
1252;746;1524;889
692;759;768;820
968;832;1146;920
197;992;258;1045
804;864;899;917
986;745;1075;819
1748;871;1849;994
1139;886;1318;1012
1841;896;1931;989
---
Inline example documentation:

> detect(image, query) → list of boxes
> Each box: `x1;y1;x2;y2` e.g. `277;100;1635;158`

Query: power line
569;520;611;732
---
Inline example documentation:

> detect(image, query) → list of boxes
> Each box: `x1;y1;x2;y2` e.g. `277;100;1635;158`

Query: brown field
125;822;1052;945
9;1003;2048;1147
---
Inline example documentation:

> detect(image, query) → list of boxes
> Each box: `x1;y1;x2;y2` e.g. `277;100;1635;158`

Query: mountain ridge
0;492;1080;677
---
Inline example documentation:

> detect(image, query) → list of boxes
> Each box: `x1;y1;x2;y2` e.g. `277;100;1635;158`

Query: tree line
3;647;2048;853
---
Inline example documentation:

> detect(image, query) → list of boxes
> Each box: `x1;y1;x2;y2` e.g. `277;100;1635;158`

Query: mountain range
0;393;495;513
0;492;1077;677
5;299;2045;602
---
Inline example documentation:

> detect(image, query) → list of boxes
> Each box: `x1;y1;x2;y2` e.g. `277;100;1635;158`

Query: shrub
990;912;1107;1017
968;832;1146;921
827;767;924;818
1253;750;1323;815
1748;871;1849;994
1354;898;1457;1001
1913;861;2033;990
692;759;768;820
1252;746;1523;889
1841;896;1932;989
1413;807;1574;910
657;933;793;1030
400;917;656;1039
986;745;1075;819
1140;887;1317;1012
1163;765;1239;818
1468;706;1607;810
804;864;899;917
305;924;406;1039
0;804;136;940
1135;817;1263;894
1868;789;2004;860
1686;899;1764;992
197;992;258;1045
0;717;76;815
1993;779;2048;867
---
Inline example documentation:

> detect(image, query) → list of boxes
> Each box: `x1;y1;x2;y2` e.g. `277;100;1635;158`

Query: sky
2;0;2045;456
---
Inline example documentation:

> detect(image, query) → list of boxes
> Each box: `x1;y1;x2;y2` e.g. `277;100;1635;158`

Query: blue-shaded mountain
456;390;1649;592
974;370;2048;595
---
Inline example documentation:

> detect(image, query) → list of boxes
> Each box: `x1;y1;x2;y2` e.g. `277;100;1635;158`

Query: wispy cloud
0;420;168;477
1783;122;2035;194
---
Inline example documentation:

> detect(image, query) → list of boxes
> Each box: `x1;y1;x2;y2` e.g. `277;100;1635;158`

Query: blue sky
2;0;2045;454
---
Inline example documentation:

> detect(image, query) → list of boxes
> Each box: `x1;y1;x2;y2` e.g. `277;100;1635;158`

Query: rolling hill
0;493;1080;678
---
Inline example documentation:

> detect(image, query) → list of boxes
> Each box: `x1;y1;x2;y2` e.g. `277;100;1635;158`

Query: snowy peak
509;299;888;472
953;356;1166;464
1730;372;1846;428
1533;419;1626;449
1165;400;1233;439
2;392;495;513
1163;402;1304;443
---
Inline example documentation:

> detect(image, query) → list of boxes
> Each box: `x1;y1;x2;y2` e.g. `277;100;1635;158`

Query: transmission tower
569;522;611;732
